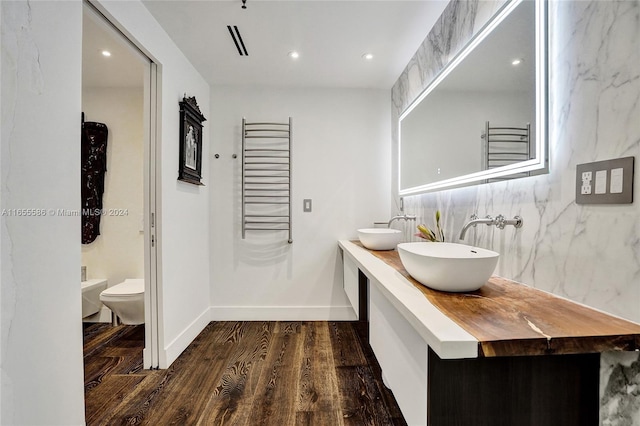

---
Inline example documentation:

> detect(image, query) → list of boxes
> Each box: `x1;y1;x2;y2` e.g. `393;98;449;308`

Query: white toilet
100;278;145;325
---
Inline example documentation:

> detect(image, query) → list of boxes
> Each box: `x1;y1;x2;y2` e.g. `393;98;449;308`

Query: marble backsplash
390;1;640;424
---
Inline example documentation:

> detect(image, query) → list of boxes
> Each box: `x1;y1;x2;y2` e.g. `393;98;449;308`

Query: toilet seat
100;279;145;325
101;279;144;298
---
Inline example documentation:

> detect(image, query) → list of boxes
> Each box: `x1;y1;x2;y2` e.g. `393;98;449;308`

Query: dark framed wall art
178;95;206;185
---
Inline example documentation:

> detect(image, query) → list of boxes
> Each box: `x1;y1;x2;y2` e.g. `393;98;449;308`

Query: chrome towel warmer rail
482;121;530;182
241;118;293;243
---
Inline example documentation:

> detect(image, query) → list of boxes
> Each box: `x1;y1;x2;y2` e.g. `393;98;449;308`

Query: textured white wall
1;3;212;422
82;88;145;294
210;86;391;319
1;1;85;424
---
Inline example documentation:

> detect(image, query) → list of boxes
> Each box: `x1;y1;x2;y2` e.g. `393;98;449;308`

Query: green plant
416;210;445;242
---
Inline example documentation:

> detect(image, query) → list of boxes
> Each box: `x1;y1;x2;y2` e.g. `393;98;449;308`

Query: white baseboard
159;305;357;368
160;307;211;368
209;305;357;321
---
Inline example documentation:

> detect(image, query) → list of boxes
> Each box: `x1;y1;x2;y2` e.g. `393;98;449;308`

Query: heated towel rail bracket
242;117;293;243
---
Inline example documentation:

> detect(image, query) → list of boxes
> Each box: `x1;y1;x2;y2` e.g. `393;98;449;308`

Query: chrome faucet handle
495;214;523;230
468;214;493;225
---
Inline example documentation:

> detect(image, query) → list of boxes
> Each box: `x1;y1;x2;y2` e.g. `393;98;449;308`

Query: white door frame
143;61;161;369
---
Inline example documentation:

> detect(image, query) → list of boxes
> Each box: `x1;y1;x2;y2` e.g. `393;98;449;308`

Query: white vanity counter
339;239;477;359
338;240;640;426
339;239;640;425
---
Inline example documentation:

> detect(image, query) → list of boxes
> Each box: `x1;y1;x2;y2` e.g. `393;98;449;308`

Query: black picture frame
178;96;206;185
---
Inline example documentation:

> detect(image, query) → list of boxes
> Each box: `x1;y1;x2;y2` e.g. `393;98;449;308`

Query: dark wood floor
83;321;408;425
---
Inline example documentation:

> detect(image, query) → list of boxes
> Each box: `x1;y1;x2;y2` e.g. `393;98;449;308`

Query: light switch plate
594;170;607;194
576;157;634;204
610;168;623;194
303;199;312;212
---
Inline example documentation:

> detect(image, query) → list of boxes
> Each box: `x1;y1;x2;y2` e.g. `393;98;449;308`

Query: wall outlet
576;157;634;204
580;171;593;195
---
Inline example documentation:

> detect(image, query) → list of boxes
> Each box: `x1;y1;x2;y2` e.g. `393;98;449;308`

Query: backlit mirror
399;0;547;195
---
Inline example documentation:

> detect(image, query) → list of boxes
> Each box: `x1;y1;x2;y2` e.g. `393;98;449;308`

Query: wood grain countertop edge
340;240;640;358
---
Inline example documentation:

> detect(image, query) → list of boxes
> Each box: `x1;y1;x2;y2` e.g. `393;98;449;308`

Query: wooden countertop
346;241;640;357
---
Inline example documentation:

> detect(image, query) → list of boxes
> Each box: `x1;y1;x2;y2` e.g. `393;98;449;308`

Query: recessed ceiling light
101;50;112;57
511;58;523;66
288;51;300;59
362;53;374;60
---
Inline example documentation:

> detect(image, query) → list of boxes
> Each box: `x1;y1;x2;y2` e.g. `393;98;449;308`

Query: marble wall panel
391;1;640;422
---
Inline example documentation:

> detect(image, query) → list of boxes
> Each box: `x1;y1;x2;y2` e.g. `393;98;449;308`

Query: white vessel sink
358;228;402;251
397;242;499;292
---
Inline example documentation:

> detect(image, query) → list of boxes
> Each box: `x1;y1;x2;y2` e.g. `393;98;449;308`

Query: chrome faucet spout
459;214;524;240
458;215;495;240
387;214;417;228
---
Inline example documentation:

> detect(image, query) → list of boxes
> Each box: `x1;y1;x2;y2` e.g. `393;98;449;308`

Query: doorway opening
81;1;160;390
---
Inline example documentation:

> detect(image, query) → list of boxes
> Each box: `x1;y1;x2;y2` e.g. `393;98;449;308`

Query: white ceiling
82;1;534;95
140;0;449;89
82;6;147;89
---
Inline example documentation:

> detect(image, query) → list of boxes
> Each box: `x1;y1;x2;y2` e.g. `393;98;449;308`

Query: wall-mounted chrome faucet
387;214;416;228
494;214;523;230
459;214;523;240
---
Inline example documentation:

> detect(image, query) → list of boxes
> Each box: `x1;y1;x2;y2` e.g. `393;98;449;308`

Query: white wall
82;88;144;294
210;86;390;319
1;1;85;424
94;0;211;368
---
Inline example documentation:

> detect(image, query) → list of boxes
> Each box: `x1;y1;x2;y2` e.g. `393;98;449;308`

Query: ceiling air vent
227;25;248;56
